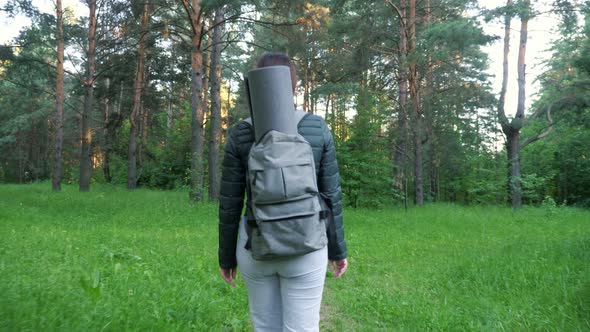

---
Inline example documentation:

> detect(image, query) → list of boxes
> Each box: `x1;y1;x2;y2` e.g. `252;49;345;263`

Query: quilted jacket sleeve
218;127;247;269
318;123;347;261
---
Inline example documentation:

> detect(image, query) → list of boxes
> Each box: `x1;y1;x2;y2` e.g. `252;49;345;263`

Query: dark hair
256;52;297;92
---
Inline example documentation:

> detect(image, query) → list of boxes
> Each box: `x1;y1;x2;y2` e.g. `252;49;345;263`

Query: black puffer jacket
218;113;347;269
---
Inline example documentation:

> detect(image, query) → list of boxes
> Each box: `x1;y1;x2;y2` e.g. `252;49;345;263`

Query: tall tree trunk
183;0;205;202
497;0;531;209
137;101;145;177
324;93;331;120
412;121;424;205
104;83;123;182
507;0;529;209
166;91;173;146
303;59;309;112
208;7;224;201
225;80;231;136
311;59;317;114
202;22;211;145
423;0;435;202
166;44;176;146
393;0;408;200
102;78;112;183
408;0;424;205
127;0;149;190
79;0;97;192
507;129;521;207
52;0;64;192
178;86;185;118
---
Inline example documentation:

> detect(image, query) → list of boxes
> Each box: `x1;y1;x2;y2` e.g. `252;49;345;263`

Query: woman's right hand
329;258;348;278
220;267;237;286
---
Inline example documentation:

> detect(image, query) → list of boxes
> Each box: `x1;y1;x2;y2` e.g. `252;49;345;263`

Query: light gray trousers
237;218;328;332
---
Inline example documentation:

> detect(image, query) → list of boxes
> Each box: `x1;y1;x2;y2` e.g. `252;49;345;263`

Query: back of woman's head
256;52;297;92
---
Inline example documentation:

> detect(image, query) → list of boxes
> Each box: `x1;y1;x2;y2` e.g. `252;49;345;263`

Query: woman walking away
218;52;348;331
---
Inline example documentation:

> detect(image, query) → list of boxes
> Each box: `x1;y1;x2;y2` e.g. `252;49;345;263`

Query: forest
0;0;589;209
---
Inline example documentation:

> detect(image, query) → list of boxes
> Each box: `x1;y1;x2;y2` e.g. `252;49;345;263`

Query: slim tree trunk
79;0;97;192
182;0;205;201
53;0;64;192
178;87;185;118
208;7;224;201
507;0;529;209
137;101;145;176
166;91;173;146
507;130;521;207
408;0;424;205
303;60;309;112
412;120;424;205
393;0;408;199
102;78;112;183
424;0;434;202
127;0;149;190
324;93;331;120
166;43;176;146
202;22;211;145
225;80;231;135
311;60;316;114
497;0;530;209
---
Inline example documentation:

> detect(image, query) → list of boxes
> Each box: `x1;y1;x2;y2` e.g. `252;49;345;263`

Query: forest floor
1;183;589;331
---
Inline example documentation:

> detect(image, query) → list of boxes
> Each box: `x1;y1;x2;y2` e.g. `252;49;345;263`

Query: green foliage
1;184;589;330
0;0;586;209
520;173;554;205
0;31;54;183
338;86;394;208
523;5;590;207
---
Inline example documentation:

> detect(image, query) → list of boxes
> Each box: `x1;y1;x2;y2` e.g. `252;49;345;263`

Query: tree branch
16;56;80;80
520;100;554;149
180;0;196;35
384;0;405;29
0;76;82;113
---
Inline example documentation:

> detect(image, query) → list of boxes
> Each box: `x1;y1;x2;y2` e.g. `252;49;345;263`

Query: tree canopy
0;0;588;208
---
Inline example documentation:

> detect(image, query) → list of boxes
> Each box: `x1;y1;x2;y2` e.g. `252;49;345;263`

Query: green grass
1;183;589;331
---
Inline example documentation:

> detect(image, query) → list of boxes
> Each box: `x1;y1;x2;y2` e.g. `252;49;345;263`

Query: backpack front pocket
281;159;318;199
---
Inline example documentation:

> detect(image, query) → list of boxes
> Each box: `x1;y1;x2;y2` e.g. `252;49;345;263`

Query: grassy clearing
1;183;589;331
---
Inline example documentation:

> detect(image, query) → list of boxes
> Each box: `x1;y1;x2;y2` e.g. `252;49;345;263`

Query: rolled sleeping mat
246;65;296;142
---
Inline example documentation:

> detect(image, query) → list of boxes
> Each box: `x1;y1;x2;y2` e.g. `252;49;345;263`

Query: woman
218;52;348;331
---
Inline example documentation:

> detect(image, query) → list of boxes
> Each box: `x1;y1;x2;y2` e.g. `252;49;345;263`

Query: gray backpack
244;110;328;260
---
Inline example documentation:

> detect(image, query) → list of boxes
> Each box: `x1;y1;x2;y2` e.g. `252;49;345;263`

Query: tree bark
304;59;309;112
104;83;123;182
53;0;64;192
202;21;211;146
497;0;530;209
166;91;173;146
178;87;185;118
137;101;145;177
127;0;149;190
507;128;522;208
182;0;205;202
166;43;176;146
498;0;512;128
102;78;111;183
324;93;331;120
208;7;224;201
408;0;424;206
507;0;529;209
79;0;97;192
393;0;408;199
